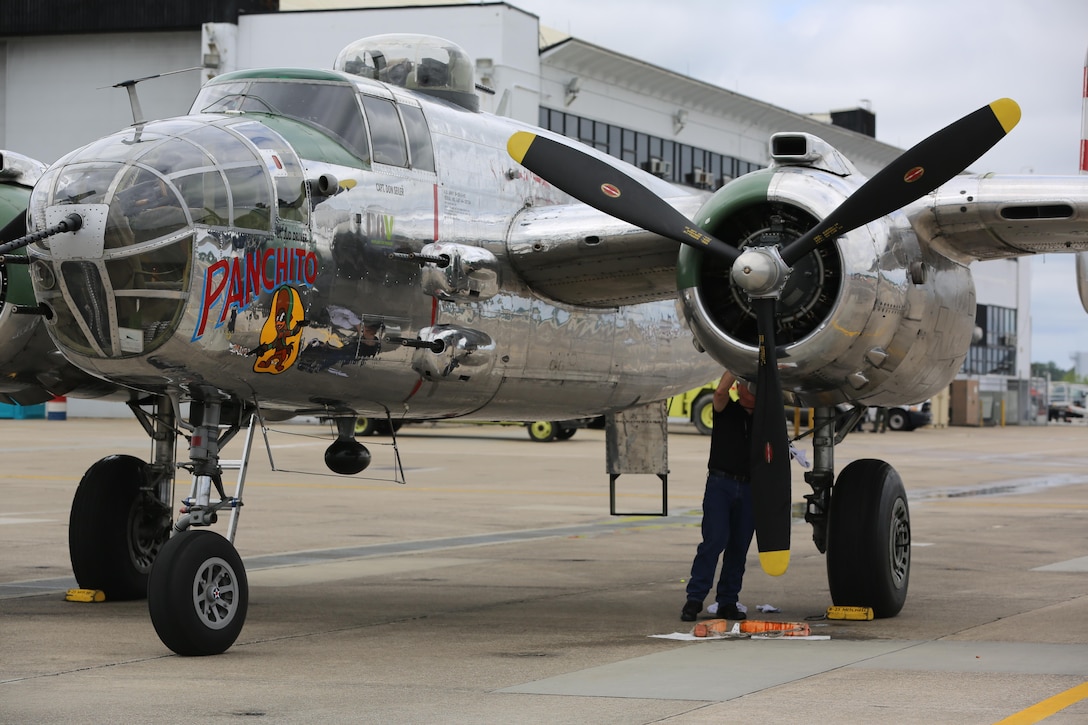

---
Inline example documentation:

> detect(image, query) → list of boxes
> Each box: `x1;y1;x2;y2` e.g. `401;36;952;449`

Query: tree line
1031;361;1087;383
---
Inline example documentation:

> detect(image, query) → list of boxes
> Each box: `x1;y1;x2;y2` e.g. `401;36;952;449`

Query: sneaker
680;600;702;622
716;602;747;620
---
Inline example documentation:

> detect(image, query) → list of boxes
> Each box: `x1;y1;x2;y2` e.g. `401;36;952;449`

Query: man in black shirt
681;370;756;622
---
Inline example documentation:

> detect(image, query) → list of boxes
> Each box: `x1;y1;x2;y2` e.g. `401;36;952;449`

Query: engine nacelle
677;148;977;407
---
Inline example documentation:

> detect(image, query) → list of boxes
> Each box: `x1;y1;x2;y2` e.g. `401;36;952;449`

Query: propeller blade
780;98;1020;267
0;207;28;243
749;298;792;576
508;131;740;264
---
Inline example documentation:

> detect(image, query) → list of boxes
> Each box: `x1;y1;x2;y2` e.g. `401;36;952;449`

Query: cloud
1031;256;1088;366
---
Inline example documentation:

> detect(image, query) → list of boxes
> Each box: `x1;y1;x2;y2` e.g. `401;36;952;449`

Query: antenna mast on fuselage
111;67;202;127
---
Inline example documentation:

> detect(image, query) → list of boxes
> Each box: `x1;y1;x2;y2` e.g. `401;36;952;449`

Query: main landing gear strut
803;405;911;617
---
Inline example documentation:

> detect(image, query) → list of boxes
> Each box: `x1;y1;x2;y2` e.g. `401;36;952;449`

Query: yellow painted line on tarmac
994;680;1088;724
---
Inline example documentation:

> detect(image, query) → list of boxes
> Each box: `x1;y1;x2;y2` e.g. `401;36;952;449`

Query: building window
538;107;761;190
963;303;1017;375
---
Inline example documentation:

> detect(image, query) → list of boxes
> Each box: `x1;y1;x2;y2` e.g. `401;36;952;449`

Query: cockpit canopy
334;33;478;111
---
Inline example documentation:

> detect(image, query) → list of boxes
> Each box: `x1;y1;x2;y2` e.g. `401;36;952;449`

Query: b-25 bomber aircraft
2;33;1087;656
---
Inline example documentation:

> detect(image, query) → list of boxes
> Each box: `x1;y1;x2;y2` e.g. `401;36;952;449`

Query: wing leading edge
506;194;708;308
912;175;1088;263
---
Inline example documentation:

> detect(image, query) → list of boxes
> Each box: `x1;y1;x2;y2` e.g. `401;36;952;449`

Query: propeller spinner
508;98;1020;576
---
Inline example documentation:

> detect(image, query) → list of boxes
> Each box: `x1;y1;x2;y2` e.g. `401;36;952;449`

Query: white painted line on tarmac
248;556;488;587
502;639;1088;701
1032;555;1088;572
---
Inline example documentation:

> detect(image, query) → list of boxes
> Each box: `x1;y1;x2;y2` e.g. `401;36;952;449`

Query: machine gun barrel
0;212;83;255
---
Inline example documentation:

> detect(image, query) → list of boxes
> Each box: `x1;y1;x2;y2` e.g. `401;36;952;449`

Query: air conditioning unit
688;169;714;188
644;157;671;177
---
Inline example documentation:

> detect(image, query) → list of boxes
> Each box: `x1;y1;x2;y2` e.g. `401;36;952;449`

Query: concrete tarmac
1;416;1087;724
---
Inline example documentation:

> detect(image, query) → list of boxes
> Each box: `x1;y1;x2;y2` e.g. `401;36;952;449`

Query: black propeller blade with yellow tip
748;296;792;576
507;131;741;264
779;98;1020;267
508;99;1020;577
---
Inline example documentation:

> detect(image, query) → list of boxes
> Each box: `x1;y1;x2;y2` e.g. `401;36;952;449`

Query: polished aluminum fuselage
26;76;720;420
23;69;1088;419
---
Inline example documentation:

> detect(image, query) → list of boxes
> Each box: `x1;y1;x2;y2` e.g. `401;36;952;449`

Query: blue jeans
685;472;755;606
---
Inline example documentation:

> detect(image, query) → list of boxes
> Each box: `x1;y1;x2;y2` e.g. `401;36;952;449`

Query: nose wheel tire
148;530;248;656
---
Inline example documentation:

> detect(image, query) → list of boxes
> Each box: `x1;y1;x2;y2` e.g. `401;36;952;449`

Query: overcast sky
509;0;1088;367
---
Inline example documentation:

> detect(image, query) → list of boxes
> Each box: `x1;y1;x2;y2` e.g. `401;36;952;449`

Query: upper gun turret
334;34;479;111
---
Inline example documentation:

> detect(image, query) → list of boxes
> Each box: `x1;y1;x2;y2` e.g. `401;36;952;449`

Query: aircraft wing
506;193;707;308
515;171;1088;310
912;174;1088;263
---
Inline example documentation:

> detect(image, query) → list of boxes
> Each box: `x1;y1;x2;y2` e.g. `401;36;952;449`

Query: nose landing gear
146;397;255;656
144;401;383;654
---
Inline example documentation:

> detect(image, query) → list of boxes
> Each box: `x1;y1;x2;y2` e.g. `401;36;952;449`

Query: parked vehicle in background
358;391;928;441
1047;382;1088;422
668;379;930;434
524;417;605;441
354;415;604;441
667;380;718;435
355;416;404;436
884;402;932;431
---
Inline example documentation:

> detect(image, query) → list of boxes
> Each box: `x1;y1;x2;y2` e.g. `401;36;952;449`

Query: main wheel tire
354;417;377;436
691;393;715;435
69;455;171;600
826;459;910;617
555;426;577;441
148;530;248;656
527;421;557;442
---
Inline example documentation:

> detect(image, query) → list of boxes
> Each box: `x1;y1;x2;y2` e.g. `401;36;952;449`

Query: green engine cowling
677;159;974;407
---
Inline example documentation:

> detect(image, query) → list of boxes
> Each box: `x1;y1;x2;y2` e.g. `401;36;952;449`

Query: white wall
2;32;201;164
0;5;544;164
